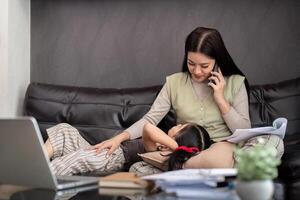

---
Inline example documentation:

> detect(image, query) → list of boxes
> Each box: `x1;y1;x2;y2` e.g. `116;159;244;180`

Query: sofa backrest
24;77;300;144
23;83;176;144
249;77;300;139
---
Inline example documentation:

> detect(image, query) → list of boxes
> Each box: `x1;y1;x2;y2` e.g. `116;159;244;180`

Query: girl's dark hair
167;123;212;171
181;27;250;94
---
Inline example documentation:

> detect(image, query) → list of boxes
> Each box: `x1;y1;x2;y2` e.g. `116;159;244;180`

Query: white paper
142;168;237;182
224;117;287;143
165;187;238;199
142;169;238;199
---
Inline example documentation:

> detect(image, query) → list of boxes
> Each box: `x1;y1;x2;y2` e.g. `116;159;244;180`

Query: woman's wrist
116;131;130;143
215;96;230;115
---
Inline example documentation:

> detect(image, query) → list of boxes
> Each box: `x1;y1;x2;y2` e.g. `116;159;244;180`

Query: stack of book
142;168;238;199
98;172;151;196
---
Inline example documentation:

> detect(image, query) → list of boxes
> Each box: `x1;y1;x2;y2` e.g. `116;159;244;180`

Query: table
0;184;240;200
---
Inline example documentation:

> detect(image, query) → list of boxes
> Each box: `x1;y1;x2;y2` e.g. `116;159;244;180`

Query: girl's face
168;124;188;139
187;52;216;83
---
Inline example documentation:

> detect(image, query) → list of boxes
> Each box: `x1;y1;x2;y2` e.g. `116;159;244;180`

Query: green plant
235;138;281;181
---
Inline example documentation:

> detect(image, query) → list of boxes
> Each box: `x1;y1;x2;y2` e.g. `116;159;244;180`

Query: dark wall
31;0;300;88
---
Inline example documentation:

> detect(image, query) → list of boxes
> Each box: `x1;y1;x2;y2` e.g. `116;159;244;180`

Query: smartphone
209;62;218;84
212;62;218;73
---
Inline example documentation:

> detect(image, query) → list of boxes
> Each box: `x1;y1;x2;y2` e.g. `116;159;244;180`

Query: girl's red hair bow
175;146;200;153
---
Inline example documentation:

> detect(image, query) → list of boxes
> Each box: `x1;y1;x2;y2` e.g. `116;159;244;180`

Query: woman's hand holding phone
208;65;230;114
208;66;226;102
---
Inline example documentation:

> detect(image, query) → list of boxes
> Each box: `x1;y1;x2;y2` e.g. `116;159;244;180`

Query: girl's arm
143;123;178;152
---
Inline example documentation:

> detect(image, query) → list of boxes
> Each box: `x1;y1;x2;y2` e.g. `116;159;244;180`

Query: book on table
99;187;147;197
99;172;149;189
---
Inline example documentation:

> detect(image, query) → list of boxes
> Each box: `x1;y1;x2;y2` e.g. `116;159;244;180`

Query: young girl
44;122;211;175
142;123;212;171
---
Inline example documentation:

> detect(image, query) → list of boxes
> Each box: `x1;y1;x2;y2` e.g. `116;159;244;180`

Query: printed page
224;117;287;143
142;168;237;181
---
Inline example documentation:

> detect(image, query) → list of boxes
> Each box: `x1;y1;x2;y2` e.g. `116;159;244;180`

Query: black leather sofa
23;77;300;200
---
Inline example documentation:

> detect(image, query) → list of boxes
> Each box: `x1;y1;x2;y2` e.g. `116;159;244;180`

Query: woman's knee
240;135;284;159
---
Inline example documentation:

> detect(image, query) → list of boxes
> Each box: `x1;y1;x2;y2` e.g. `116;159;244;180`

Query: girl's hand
157;144;171;152
208;68;226;104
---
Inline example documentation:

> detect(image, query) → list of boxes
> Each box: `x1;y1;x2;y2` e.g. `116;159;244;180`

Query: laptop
0;117;99;190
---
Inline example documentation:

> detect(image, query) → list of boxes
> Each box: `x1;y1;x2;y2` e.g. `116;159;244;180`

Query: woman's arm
222;83;251;132
143;123;178;152
208;69;250;132
92;131;130;155
92;84;171;156
125;84;171;139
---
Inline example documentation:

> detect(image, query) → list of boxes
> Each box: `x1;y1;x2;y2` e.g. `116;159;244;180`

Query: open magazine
223;117;287;143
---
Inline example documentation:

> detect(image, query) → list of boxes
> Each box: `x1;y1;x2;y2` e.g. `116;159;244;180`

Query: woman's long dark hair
181;27;250;94
167;123;212;171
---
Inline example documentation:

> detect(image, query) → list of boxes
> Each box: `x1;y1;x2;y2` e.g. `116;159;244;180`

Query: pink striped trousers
47;123;125;176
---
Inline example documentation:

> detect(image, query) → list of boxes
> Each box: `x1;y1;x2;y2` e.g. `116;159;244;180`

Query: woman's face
168;124;188;139
187;52;216;83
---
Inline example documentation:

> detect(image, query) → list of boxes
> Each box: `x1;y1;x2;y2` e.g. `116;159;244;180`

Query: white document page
142;168;237;182
224;117;287;143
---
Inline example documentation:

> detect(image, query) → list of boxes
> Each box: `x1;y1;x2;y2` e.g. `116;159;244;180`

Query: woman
92;27;251;169
46;27;282;176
